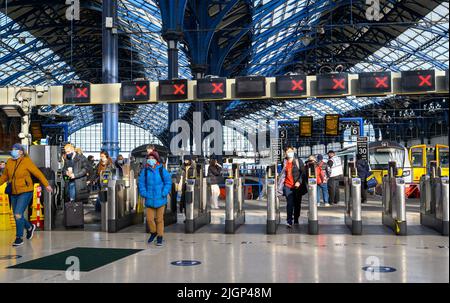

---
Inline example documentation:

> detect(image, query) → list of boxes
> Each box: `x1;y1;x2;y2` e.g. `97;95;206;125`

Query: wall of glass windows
68;123;163;158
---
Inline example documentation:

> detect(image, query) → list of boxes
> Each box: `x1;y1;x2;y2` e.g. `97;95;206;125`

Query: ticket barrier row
225;176;246;234
419;167;449;236
382;162;407;236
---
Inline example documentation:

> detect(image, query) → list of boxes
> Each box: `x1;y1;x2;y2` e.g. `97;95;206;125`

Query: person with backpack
0;143;53;246
138;151;172;246
316;154;330;207
327;150;343;205
277;146;304;228
207;158;222;209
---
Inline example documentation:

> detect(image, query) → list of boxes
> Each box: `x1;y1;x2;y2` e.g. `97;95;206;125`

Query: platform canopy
0;0;448;145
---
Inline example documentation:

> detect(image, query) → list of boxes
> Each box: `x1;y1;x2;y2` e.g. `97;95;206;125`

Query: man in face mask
62;144;89;203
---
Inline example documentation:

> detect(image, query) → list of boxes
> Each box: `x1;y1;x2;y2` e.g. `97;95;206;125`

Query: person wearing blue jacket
138;151;172;246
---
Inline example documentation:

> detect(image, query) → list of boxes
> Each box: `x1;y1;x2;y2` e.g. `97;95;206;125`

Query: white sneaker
324;203;331;207
317;203;322;207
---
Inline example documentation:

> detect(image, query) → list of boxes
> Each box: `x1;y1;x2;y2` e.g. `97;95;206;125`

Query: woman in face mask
115;154;125;178
276;146;304;228
0;143;52;247
94;151;114;212
138;151;172;246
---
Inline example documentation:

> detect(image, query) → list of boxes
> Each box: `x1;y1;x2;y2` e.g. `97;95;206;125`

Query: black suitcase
64;201;84;228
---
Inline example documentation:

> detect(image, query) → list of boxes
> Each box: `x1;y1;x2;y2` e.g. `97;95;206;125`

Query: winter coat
207;164;222;185
277;158;303;196
356;159;370;181
0;156;49;195
138;163;172;208
63;153;89;199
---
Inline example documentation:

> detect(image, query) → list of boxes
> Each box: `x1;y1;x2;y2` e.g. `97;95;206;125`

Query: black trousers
328;176;341;204
294;190;303;223
361;181;368;203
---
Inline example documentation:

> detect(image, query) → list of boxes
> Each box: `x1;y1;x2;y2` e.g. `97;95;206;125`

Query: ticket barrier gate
225;165;245;234
419;165;449;236
307;162;319;234
266;166;280;234
344;162;362;235
382;162;407;235
100;169;143;233
185;168;211;233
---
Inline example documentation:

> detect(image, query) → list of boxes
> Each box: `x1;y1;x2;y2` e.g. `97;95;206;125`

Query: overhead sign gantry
0;69;448;107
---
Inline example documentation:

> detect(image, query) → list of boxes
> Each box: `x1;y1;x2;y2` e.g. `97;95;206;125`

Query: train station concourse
0;0;448;290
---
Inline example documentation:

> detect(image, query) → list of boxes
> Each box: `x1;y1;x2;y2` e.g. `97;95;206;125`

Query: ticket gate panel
382;176;407;236
420;176;449;235
307;178;318;235
225;178;245;234
266;178;280;234
344;177;362;235
185;177;211;234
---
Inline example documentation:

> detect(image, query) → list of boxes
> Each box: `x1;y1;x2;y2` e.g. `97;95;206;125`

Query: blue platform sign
362;266;396;273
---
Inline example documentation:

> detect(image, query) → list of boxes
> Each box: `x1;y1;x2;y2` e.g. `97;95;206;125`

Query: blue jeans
68;181;76;201
10;191;33;239
317;183;329;204
283;186;295;225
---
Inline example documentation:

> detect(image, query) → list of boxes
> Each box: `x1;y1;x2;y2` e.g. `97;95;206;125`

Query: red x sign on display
291;80;304;91
375;76;388;88
418;75;431;87
136;85;147;96
174;84;185;95
76;88;88;98
212;82;223;93
332;78;345;90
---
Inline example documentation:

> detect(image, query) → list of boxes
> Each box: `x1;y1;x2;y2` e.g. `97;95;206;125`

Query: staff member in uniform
0;144;52;247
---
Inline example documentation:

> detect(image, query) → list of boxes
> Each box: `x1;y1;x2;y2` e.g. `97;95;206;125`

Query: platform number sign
63;83;90;104
357;137;369;161
401;70;435;93
121;80;150;102
275;74;307;97
317;73;348;96
196;78;227;99
351;126;360;136
158;79;188;101
271;138;283;163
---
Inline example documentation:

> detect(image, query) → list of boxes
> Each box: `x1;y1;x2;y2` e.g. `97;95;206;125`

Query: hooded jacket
138;163;172;208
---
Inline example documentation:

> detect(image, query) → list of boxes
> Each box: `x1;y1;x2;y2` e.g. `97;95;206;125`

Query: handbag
5;158;23;195
366;172;378;188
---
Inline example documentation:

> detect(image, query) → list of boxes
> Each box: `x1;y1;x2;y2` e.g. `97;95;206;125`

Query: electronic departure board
299;116;313;137
358;71;392;94
158;79;188;100
317;73;348;96
325;114;340;136
275;75;307;97
235;76;266;98
401;70;435;92
196;77;227;99
121;80;150;102
63;83;90;104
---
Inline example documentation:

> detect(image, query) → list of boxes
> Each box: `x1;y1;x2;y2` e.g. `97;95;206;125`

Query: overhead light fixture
1;105;26;118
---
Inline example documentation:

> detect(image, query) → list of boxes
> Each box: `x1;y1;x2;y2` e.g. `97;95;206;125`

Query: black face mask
66;153;73;160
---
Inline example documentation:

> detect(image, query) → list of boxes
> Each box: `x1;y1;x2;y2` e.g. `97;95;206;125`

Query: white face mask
286;152;294;159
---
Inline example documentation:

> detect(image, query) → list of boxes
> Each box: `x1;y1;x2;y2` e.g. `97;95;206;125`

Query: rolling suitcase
64;201;84;228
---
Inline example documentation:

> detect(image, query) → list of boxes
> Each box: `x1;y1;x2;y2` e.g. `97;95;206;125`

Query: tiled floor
0;198;448;283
